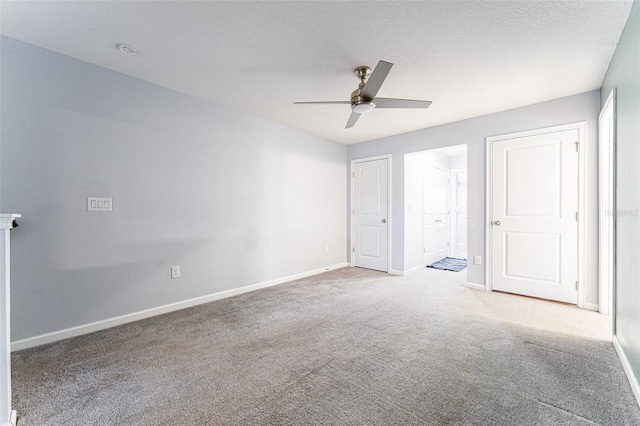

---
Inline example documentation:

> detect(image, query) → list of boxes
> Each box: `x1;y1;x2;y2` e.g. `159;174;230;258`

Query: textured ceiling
0;1;633;145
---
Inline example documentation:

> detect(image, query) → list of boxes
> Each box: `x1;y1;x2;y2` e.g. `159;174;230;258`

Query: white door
423;165;449;265
455;171;468;257
491;128;579;303
353;158;389;272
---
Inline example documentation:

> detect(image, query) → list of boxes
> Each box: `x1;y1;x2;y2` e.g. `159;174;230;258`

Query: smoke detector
118;44;138;55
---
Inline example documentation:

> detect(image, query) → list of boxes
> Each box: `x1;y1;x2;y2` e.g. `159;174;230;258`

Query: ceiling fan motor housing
351;83;376;113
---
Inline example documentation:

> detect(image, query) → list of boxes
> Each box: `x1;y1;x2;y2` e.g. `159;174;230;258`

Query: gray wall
0;37;347;341
348;90;600;306
601;0;640;396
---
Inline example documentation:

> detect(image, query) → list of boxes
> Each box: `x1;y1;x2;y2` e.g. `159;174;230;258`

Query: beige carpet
11;266;640;425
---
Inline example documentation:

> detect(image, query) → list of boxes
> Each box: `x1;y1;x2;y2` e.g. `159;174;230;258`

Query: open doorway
404;145;467;273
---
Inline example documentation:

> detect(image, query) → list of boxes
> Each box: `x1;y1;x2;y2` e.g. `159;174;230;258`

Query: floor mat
427;257;467;272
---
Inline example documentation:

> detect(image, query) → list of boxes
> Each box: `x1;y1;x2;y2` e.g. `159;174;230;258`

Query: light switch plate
171;266;181;279
88;197;113;212
474;255;482;265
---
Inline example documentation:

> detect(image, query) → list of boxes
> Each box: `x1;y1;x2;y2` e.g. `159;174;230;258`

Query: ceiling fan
294;60;432;129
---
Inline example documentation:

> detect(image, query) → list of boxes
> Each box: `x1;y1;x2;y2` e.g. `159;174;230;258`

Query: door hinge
447;241;450;246
575;141;580;152
575;281;579;290
352;247;355;253
576;211;579;221
352;209;355;215
352;171;355;177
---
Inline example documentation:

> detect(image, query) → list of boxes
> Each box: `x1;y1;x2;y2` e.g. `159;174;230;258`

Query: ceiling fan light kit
294;60;432;129
352;100;375;114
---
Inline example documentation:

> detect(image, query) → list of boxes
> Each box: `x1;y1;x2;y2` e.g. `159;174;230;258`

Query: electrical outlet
324;244;329;253
474;255;482;265
171;266;181;279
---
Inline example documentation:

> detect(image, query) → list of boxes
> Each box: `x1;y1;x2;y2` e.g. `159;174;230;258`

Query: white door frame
485;122;587;308
350;155;392;272
599;89;616;318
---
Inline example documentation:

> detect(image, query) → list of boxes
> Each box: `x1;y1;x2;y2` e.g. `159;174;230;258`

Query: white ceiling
1;1;632;145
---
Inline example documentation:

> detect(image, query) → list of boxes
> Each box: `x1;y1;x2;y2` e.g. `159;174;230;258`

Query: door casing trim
598;89;616;320
350;155;392;272
485;122;587;308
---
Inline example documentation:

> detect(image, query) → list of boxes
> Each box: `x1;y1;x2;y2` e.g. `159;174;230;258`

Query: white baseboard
583;302;600;312
12;262;349;352
403;265;425;275
465;282;486;291
388;269;405;276
613;335;640;408
1;410;16;426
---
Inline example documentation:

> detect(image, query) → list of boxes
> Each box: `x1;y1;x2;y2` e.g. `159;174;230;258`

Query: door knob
494;220;501;226
381;219;386;223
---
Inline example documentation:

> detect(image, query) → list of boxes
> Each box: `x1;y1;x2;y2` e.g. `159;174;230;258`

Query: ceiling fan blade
294;101;351;105
375;98;432;109
360;60;393;100
345;111;361;128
